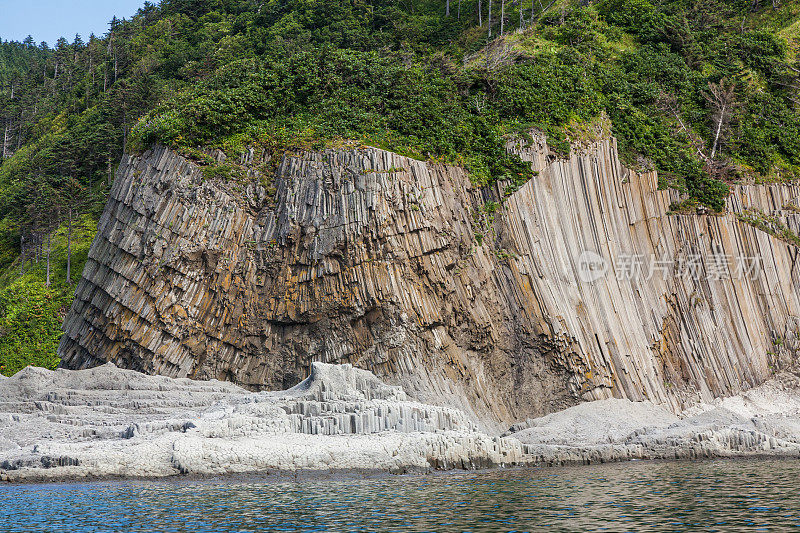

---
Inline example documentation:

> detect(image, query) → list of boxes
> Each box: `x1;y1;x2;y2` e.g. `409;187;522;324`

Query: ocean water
1;459;799;532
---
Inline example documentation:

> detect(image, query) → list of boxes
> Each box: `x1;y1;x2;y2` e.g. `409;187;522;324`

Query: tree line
1;0;799;283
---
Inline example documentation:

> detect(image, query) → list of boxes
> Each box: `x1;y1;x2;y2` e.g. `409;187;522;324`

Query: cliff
58;135;800;429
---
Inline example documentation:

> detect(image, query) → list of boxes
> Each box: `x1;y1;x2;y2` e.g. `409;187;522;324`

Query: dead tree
658;92;710;162
488;0;493;37
703;79;737;159
61;178;89;284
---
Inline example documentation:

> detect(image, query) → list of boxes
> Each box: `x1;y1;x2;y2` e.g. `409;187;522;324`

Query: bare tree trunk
67;209;72;284
458;0;461;18
479;0;483;25
711;105;727;159
704;80;736;160
46;233;51;287
446;0;450;15
16;110;24;151
488;0;493;37
90;54;94;93
20;235;24;275
2;124;8;159
87;56;93;109
501;0;505;35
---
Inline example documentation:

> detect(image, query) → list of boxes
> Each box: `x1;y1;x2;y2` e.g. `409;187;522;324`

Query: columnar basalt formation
59;135;800;428
505;136;800;412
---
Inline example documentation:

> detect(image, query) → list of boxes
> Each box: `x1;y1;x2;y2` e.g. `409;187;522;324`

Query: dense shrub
0;277;65;376
132;49;533;183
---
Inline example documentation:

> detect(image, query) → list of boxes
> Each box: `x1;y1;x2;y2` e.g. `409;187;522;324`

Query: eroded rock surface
506;372;800;464
58;135;800;428
2;364;799;482
0;363;529;482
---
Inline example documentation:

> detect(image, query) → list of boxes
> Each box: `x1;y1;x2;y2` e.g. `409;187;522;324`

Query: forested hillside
1;0;799;374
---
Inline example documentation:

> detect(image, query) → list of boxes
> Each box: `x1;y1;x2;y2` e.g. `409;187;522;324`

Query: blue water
2;459;800;532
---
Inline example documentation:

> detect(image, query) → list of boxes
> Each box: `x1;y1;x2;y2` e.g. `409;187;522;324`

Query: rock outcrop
2;364;799;482
0;363;532;482
58;135;800;429
506;371;800;464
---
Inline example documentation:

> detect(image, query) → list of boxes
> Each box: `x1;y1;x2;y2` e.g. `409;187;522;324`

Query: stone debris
506;372;800;464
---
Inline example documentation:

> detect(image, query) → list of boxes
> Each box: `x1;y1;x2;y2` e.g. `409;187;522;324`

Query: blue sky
0;0;147;46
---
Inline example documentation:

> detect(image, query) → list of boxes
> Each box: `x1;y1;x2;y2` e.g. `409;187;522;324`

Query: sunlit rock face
58;135;800;429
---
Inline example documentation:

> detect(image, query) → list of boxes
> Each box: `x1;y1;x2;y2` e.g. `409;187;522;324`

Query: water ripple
1;460;800;532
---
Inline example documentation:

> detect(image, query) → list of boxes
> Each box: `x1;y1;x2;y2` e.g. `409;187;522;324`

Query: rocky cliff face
58;135;800;429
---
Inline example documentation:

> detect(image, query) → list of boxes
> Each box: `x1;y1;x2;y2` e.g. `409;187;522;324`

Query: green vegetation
1;0;799;373
737;208;800;247
0;216;95;375
126;0;800;209
0;275;68;375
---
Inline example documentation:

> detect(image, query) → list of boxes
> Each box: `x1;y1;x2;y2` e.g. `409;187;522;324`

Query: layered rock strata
59;135;800;428
2;364;799;482
506;371;800;464
0;363;532;482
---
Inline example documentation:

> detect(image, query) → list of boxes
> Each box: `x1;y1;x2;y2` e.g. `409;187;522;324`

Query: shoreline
5;455;800;486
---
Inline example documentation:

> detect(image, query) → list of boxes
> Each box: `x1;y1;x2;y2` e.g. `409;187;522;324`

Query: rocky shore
506;372;800;463
1;363;799;482
0;363;530;482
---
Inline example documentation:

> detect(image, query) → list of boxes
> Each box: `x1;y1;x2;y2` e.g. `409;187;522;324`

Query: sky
0;0;147;46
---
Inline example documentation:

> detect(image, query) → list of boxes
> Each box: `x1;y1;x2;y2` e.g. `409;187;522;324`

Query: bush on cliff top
130;49;532;185
127;0;800;210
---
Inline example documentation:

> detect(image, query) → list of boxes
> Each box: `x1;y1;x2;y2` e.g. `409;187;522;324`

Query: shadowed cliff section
58;136;800;428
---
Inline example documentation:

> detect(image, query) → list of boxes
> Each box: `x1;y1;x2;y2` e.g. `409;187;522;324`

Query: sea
1;459;799;532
